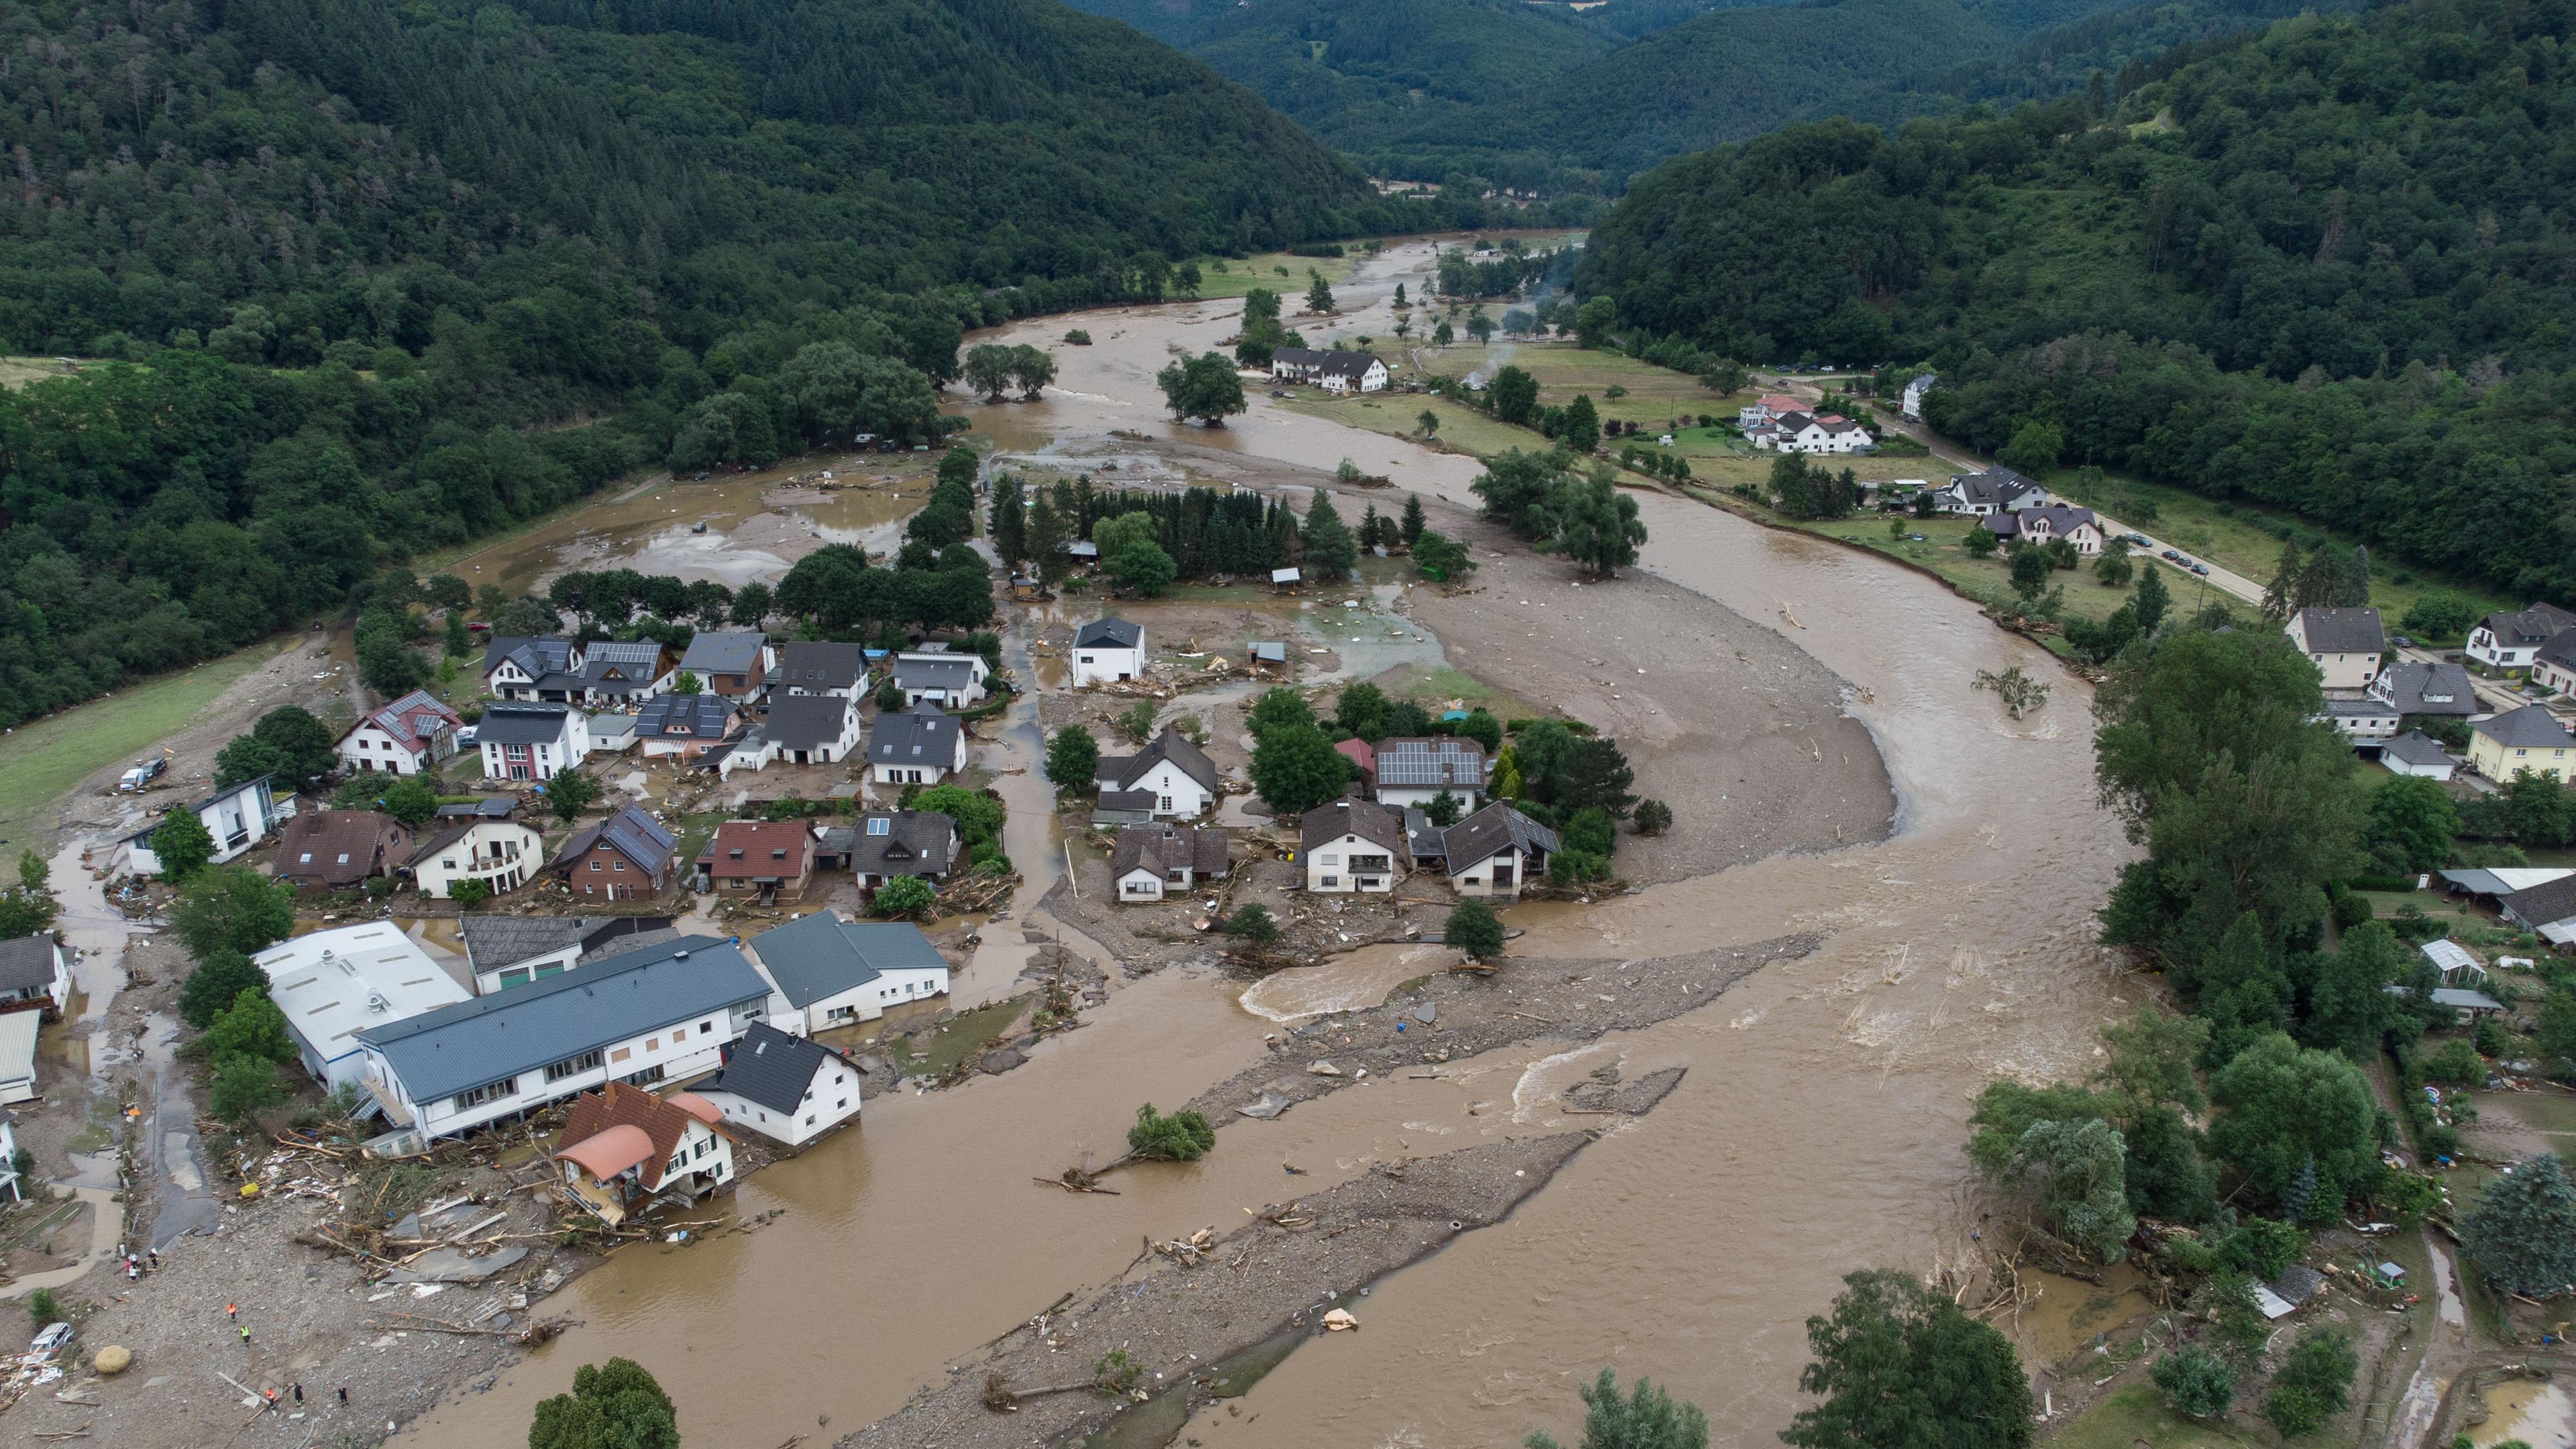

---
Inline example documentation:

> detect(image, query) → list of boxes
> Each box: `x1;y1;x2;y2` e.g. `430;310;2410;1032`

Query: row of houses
258;908;953;1143
1296;795;1559;899
1269;347;1391;394
1737;394;1874;454
2281;604;2576;786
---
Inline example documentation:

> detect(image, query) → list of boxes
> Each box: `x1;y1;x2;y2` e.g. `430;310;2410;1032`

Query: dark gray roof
1074;616;1142;650
2474;704;2576;750
1373;737;1489;789
476;702;579;745
2479;603;2576;647
1403;808;1448;860
359;936;769;1102
748;912;947;1008
2374;660;2477;716
892;654;983;689
436;798;520;820
0;934;57;996
680;631;767;676
1273;347;1383;380
1095;790;1157;816
484;635;575;677
869;706;961;765
2268;1265;2325;1307
2502;873;2576;929
636;694;735;741
1110;824;1228;881
460;916;598;974
2381;731;2455;767
548;805;678;885
576;925;682;965
1982;504;2096;539
765;694;857;751
1440;802;1561;871
703;1021;844;1116
2295;606;2385;655
1301;796;1409;855
845;811;957;877
1099;727;1219;794
1944;467;2043;508
2324;699;2398;718
775;641;865;691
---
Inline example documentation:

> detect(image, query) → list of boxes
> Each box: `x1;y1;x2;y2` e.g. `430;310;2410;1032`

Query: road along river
404;238;2136;1448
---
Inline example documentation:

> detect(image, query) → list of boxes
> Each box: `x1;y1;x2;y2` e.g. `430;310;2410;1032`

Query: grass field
2043;470;2515;633
1183;250;1356;300
2048;1383;2259;1449
0;356;93;389
0;643;278;853
1409;339;1727;431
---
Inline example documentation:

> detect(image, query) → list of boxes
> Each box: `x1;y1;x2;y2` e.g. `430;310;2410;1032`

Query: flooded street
402;238;2133;1448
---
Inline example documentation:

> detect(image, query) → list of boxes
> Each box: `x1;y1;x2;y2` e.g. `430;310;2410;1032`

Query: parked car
2393;634;2416;648
2124;533;2153;548
2191;563;2210;576
117;757;167;792
30;1322;72;1354
2160;549;2182;561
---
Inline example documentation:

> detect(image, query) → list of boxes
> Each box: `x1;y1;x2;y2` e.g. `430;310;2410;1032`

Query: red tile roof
557;1081;696;1191
697;820;811;881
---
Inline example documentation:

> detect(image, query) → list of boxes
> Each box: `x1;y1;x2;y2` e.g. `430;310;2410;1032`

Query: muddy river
404;237;2133;1448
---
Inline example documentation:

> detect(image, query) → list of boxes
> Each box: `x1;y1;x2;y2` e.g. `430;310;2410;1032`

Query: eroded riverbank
394;238;2127;1449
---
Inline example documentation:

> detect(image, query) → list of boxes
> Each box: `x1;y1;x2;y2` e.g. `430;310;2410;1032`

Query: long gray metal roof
358;936;769;1102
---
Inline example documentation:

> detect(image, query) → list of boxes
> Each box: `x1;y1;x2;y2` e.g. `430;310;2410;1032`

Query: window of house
452;1077;517;1111
591;860;603;872
806;1114;817;1126
867;818;890;837
613;859;625;871
545;1049;606;1081
701;1020;714;1033
671;1026;687;1043
621;1063;665;1087
499;967;531;989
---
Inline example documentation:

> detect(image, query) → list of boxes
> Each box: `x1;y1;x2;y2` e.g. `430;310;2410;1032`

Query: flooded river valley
403;238;2135;1449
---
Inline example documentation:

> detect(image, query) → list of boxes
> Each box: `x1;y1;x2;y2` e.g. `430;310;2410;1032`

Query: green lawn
1739;504;2181;637
1279;392;1533;462
0;643;278;853
1181;250;1356;301
2041;469;2514;633
1410;339;1727;431
2048;1383;2259;1449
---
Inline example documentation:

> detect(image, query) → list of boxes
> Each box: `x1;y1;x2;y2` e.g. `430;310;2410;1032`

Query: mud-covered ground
839;1133;1602;1449
1181;932;1823;1124
1406;501;1896;884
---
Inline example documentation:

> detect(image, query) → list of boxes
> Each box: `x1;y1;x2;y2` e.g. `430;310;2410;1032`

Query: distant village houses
1270;347;1389;394
1980;504;2103;556
2467;604;2576;672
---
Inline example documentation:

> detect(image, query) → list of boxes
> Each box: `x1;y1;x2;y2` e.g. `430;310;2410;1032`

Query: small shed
2420;938;2486;986
2255;1264;2325;1320
1271;568;1301;594
1248;641;1289;670
2429;986;2506;1023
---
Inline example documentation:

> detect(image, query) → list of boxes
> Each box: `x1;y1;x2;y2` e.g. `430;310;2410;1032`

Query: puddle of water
2477;1379;2576;1448
2008;1263;2150;1367
1239;943;1446;1022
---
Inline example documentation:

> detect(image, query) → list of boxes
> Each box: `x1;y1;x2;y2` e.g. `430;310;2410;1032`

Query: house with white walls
1094;727;1220;818
121;775;285;875
476;703;592;782
258;923;475;1091
1071;617;1146;688
336;690;463;776
743;911;952;1034
694;1022;863;1148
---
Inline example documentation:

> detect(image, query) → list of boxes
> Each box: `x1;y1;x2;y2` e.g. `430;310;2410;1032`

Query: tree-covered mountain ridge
1576;0;2576;601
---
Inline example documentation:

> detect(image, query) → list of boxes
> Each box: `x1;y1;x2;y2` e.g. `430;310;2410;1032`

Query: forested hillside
1067;0;2308;189
0;0;1443;729
1576;0;2576;600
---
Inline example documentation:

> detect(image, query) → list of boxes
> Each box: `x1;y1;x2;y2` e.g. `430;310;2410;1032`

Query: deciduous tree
1525;1367;1707;1449
1250;722;1348;815
1045;726;1100;794
529;1358;678;1449
1780;1269;2032;1449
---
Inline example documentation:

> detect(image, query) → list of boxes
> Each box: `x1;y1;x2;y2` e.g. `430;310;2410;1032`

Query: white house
1980;504;2104;556
2532;631;2576;696
1299;797;1410;894
484;636;579;700
1371;737;1491;810
0;1116;20;1201
695;1022;863;1148
0;934;72;1012
406;818;546;900
890;649;990;708
1070;616;1146;688
1110;824;1230;903
1931;468;2047;517
1095;728;1220;818
356;936;773;1140
337;690;463;776
2379;731;2458;781
765;694;863;765
745;912;952;1034
1438;802;1560;901
122;775;284;875
773;641;867;699
2286;606;2386;690
634;694;737;761
553;1082;734;1226
1737;393;1803;429
866;705;967;786
2467;604;2576;672
476;702;592;782
1763;411;1874;455
460;915;676;996
257;923;476;1091
1270;347;1390;394
0;1014;34;1106
1901;372;1935;421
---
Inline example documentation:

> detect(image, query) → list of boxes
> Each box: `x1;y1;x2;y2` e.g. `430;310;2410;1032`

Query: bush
2263;1328;2357;1437
871;875;936;918
1225;904;1279;946
2151;1345;2237;1419
1564;806;1616;857
177;948;268;1030
1127;1103;1216;1161
1445;900;1505;961
2420;1037;2487;1085
209;1055;285;1122
1633;800;1672;836
2330;892;2374;929
448;878;492;908
26;1289;59;1329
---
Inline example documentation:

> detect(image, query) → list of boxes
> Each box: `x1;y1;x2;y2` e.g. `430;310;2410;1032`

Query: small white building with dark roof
867;705;967;786
1071;616;1146;688
890;649;989;708
1096;727;1220;819
476;702;591;782
695;1021;864;1147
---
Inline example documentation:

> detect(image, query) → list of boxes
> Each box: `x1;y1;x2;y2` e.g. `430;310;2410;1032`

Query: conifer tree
1301;491;1357;582
2463;1153;2576;1295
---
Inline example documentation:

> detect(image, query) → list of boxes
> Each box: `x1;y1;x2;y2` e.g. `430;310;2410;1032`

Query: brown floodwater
444;455;928;598
403;238;2133;1449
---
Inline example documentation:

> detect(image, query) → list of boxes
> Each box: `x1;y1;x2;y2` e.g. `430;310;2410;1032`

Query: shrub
1564;806;1616;857
871;875;936;918
2262;1328;2357;1437
1225;904;1279;946
2330;892;2373;929
1445;900;1505;961
2151;1345;2237;1419
1127;1103;1216;1162
26;1289;59;1328
2420;1037;2487;1085
1633;800;1672;836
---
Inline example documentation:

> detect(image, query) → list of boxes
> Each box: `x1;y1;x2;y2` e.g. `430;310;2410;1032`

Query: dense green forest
0;0;1536;731
1577;0;2576;600
1063;0;2307;189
